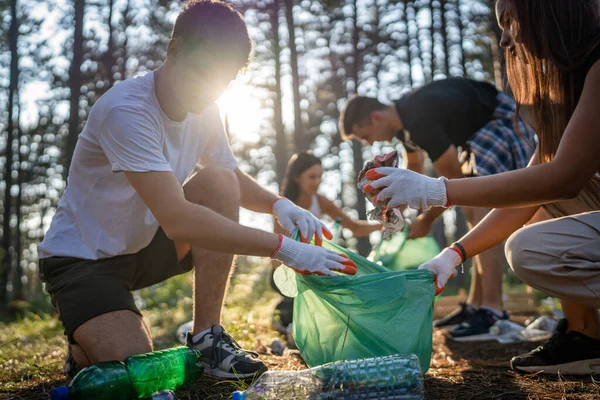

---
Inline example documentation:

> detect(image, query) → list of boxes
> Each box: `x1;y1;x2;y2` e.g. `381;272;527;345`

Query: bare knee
72;310;153;364
70;343;91;368
184;167;240;220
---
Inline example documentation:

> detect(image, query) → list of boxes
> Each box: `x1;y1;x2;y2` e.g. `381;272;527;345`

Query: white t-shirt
38;71;237;260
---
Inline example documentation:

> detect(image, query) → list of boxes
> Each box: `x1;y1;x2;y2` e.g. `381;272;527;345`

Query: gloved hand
272;197;332;245
418;247;462;295
271;235;357;276
363;167;448;211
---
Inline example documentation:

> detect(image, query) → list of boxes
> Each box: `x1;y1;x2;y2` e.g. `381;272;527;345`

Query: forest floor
1;261;599;400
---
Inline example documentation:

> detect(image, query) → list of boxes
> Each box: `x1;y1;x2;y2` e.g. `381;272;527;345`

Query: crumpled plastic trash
176;320;193;345
269;339;287;356
489;316;558;344
357;151;404;238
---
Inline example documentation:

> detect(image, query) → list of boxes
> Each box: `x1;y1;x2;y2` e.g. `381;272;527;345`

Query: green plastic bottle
50;347;203;400
331;217;343;244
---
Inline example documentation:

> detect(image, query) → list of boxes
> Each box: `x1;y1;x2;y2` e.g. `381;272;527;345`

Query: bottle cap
232;391;245;400
50;386;70;400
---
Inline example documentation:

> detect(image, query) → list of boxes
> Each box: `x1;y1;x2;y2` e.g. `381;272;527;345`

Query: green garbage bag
370;229;441;271
274;232;435;373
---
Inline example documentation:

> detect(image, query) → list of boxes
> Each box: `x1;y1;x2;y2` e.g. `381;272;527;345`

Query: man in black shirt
340;78;536;341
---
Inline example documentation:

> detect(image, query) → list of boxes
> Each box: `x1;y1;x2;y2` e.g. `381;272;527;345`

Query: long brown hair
280;151;322;203
503;0;600;162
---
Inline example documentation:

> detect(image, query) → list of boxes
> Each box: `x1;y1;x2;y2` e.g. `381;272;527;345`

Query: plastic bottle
232;354;424;400
152;390;178;400
50;347;203;400
331;217;343;244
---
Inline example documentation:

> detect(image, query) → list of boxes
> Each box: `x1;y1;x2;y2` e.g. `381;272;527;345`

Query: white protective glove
363;167;448;211
271;235;357;276
418;247;462;295
272;197;332;244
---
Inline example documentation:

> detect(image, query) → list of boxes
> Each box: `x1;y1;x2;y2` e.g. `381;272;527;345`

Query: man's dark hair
171;0;252;72
339;95;387;140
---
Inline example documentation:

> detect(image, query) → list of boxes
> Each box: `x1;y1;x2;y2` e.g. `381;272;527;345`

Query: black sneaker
434;302;477;329
64;347;81;379
186;324;267;379
448;308;509;342
272;297;294;335
511;319;600;375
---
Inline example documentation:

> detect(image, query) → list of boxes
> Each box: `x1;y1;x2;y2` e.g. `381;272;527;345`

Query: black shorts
39;228;193;343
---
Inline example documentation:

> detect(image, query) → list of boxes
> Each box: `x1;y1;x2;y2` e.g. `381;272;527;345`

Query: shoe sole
447;332;498;342
511;358;600;375
201;361;267;380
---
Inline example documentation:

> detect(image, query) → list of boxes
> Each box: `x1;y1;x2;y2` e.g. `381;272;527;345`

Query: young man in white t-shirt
38;0;356;380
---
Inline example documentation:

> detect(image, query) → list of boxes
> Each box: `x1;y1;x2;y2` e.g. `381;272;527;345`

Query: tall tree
439;0;450;76
0;0;19;307
487;0;505;89
105;0;117;88
14;96;23;301
284;0;306;151
402;0;414;87
269;0;288;185
65;0;85;175
350;0;369;256
456;0;467;76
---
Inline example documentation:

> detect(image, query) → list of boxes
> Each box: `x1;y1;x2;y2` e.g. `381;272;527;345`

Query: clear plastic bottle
50;347;202;400
232;354;424;400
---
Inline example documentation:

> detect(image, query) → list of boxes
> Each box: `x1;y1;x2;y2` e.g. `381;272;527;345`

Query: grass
1;258;599;399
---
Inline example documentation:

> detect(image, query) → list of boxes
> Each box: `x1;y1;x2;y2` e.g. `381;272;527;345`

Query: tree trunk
1;0;19;308
65;0;85;176
402;0;414;87
430;0;436;79
408;1;422;86
14;98;23;301
270;0;288;186
440;0;450;76
106;0;116;88
120;0;131;80
351;0;369;256
283;0;305;151
373;0;381;90
456;0;466;77
488;0;505;90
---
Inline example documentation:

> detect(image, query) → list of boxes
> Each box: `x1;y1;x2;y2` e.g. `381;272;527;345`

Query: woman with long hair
279;151;381;237
272;151;380;335
363;0;600;374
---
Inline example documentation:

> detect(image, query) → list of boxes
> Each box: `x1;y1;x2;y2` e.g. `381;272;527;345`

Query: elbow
559;183;584;200
162;222;184;242
554;175;587;200
158;209;189;242
549;162;588;200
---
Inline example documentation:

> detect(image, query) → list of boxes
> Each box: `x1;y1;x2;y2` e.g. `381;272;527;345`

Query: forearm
458;206;539;258
344;220;381;237
271;222;289;268
404;150;425;174
446;159;587;209
169;202;280;256
235;168;279;213
420;207;445;223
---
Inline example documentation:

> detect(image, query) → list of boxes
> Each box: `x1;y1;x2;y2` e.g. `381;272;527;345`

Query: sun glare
217;82;264;143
